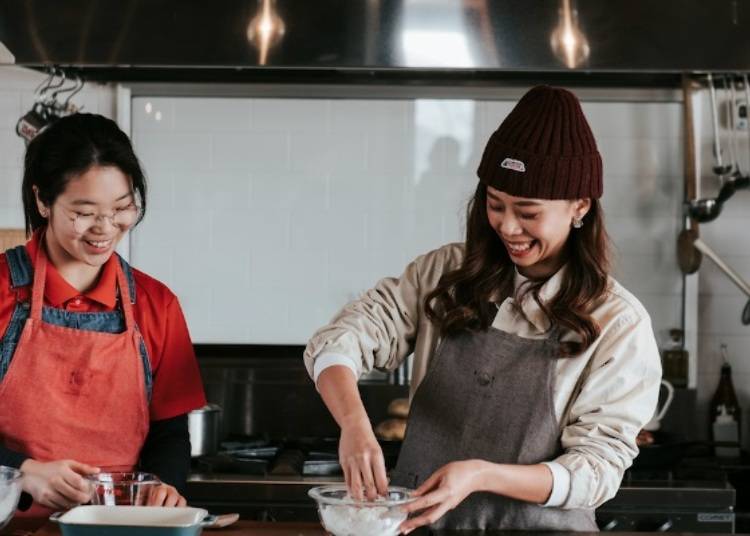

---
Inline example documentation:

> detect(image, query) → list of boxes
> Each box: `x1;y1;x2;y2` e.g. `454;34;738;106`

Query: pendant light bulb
247;0;286;65
550;0;590;69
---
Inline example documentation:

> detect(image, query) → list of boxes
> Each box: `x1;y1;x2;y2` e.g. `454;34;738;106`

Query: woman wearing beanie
304;86;661;532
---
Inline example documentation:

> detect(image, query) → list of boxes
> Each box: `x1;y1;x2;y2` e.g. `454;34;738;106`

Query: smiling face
36;165;136;270
486;186;591;279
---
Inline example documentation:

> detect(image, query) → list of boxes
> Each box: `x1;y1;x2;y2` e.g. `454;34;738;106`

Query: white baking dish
50;505;217;536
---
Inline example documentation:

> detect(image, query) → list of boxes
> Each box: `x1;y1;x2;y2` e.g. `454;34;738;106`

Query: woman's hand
339;415;389;501
399;460;487;535
20;459;99;510
146;483;187;507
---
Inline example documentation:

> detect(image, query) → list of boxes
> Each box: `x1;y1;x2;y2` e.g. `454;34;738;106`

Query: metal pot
187;404;222;457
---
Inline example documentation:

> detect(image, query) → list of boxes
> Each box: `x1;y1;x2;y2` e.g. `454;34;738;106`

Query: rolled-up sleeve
303;251;430;382
554;312;662;509
304;264;422;382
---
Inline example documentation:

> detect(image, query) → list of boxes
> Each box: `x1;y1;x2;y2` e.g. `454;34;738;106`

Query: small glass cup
85;472;161;506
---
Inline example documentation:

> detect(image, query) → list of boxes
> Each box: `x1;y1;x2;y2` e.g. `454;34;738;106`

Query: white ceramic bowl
0;466;22;529
308;484;413;536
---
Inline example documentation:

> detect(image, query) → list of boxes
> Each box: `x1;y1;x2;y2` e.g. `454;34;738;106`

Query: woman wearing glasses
0;114;206;514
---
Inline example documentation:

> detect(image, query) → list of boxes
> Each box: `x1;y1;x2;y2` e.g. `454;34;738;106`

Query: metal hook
707;73;732;179
32;66;56;101
47;67;66;94
63;74;84;108
724;75;740;177
50;70;82;107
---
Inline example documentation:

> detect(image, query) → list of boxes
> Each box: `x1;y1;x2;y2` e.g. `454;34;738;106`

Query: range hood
1;0;749;83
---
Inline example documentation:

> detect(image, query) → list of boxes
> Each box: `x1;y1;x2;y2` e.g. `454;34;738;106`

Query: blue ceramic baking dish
50;505;217;535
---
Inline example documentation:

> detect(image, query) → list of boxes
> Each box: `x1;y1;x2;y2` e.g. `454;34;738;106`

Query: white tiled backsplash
1;66;749;445
129;95;684;348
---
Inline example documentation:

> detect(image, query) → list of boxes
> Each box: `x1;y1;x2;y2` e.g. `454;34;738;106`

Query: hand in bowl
19;459;99;510
145;483;187;507
339;415;389;501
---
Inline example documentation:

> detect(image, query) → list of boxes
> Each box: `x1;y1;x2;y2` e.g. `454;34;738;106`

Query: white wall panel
128;94;686;348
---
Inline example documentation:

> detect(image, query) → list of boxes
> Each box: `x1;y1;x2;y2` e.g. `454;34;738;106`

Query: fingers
401;502;452;535
347;461;364;501
162;488;181;507
360;460;378;501
39;487;78;511
61;468;90;496
416;469;445;495
67;460;100;476
146;485;184;507
372;452;389;497
147;485;169;506
345;450;387;500
404;487;449;513
53;476;92;505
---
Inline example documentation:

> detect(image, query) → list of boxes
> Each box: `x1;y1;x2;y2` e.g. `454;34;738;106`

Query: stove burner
194;436;345;477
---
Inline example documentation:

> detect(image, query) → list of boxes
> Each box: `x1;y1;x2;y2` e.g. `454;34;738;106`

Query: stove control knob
637;518;674;532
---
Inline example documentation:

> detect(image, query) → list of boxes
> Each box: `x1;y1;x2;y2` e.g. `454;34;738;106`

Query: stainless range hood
1;0;749;82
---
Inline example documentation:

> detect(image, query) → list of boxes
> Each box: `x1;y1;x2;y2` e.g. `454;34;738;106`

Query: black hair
21;113;147;235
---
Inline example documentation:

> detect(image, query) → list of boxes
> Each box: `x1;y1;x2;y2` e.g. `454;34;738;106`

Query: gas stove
595;458;736;533
185;438;737;531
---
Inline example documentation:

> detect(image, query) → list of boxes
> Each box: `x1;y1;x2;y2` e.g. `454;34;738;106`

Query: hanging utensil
16;67;84;143
725;76;742;178
693;237;750;326
678;75;702;273
686;74;749;223
708;74;733;178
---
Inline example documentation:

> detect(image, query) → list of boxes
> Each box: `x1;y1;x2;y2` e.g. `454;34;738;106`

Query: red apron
0;245;149;517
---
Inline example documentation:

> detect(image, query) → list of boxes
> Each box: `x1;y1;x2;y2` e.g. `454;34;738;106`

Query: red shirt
0;232;206;421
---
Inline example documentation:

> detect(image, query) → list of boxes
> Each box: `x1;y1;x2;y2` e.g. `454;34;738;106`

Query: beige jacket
304;242;662;510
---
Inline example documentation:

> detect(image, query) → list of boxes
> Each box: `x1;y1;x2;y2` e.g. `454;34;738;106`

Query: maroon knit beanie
477;85;602;199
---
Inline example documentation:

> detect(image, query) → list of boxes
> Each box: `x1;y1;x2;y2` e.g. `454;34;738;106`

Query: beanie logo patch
500;158;526;173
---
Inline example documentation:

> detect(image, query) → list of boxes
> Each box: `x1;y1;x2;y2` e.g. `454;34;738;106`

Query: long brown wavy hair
424;182;611;357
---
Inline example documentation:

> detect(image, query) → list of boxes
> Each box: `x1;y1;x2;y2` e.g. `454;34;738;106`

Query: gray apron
390;320;598;531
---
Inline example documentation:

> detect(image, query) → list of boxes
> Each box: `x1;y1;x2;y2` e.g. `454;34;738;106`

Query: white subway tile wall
129;95;685;350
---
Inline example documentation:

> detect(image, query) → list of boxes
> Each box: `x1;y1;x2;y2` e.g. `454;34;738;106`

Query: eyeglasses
60;203;141;234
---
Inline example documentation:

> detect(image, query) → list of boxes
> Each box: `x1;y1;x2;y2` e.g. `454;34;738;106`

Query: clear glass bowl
0;466;22;529
308;484;414;536
85;472;161;506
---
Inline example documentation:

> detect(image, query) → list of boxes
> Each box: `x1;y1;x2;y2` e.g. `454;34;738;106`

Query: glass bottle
710;344;742;458
661;328;688;388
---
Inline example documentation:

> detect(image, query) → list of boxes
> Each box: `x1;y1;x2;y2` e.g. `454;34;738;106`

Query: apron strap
114;261;136;331
29;246;48;321
4;245;33;289
116;254;136;305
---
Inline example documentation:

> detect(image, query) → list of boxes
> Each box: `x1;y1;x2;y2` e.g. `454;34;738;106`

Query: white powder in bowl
319;503;406;536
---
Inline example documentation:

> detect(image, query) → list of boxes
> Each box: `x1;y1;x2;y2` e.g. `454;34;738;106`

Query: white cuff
313;354;360;385
541;461;571;507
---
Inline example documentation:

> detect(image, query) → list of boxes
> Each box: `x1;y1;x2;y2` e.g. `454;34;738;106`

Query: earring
572;218;584;229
